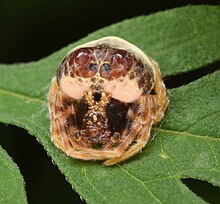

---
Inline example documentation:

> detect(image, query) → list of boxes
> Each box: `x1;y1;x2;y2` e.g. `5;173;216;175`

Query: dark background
0;0;219;203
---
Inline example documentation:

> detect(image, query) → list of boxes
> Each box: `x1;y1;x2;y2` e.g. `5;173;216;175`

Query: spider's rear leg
151;61;169;124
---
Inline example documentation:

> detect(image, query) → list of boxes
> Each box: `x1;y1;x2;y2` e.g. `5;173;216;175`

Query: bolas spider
48;36;169;166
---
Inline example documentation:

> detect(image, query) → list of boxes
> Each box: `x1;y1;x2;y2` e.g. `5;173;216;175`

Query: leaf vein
205;141;218;169
118;165;163;204
82;166;110;204
158;128;220;142
159;137;181;174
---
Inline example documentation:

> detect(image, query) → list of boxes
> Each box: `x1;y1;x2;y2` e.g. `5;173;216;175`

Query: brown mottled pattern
129;72;135;80
56;45;137;81
137;66;154;93
90;77;97;83
62;97;72;109
133;60;145;77
90;84;102;91
138;71;153;88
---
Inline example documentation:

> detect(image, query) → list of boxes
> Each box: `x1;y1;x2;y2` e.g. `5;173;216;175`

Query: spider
48;36;169;166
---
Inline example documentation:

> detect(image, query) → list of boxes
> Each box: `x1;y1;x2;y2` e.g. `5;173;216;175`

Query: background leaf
0;146;27;204
0;5;219;203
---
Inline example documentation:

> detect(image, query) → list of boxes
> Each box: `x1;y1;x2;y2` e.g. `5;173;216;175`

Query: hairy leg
151;61;169;123
49;78;119;159
104;95;156;166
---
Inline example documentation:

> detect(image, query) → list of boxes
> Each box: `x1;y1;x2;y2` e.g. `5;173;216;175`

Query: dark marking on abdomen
75;99;88;129
105;99;130;133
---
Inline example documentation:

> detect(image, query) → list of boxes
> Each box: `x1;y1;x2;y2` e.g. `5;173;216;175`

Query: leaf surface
0;146;27;204
0;5;220;203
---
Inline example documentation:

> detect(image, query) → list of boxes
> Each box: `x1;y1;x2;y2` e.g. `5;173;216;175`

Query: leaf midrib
0;87;45;105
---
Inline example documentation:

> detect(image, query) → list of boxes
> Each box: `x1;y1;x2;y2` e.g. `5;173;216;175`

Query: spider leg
104;95;156;166
111;96;149;155
49;78;119;160
49;78;66;150
49;78;91;159
151;61;169;123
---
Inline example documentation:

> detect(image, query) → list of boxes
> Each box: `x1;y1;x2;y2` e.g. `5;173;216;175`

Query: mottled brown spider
48;36;169;166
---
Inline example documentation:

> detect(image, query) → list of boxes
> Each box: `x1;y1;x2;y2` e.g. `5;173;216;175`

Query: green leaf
0;146;27;204
0;5;220;203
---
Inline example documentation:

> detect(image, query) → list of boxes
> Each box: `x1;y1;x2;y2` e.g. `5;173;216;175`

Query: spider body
49;36;169;165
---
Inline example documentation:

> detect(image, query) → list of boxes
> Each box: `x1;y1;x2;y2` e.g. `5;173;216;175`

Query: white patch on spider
60;76;91;99
103;75;142;103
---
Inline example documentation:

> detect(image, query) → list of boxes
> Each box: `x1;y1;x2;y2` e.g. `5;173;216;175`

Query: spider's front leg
104;62;169;165
49;78;119;160
49;78;94;159
104;95;157;166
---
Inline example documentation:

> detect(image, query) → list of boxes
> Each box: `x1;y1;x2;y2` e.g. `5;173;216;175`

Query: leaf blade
0;146;27;204
0;5;220;204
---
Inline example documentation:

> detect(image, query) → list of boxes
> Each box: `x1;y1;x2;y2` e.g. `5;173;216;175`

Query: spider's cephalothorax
49;36;169;165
